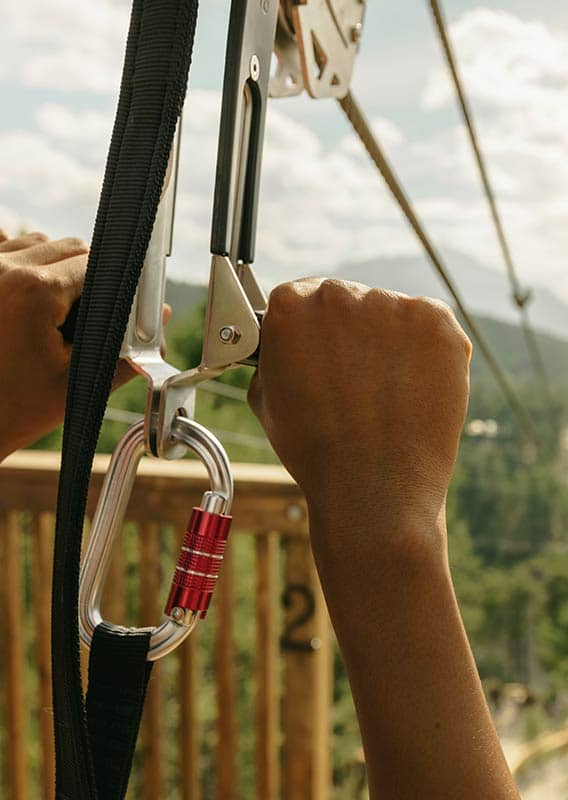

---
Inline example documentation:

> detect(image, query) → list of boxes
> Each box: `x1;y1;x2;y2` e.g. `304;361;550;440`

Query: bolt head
250;54;260;81
219;325;241;344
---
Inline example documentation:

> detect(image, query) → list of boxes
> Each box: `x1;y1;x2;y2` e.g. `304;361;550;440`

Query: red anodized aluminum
165;507;232;619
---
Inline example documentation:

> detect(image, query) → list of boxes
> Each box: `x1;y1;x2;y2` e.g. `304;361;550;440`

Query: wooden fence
0;450;337;800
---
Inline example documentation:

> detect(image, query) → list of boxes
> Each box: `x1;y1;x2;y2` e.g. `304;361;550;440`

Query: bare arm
249;277;520;800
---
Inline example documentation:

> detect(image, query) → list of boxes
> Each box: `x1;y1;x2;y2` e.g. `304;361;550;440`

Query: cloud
170;91;417;285
36;104;113;147
423;8;568;114
2;5;568;300
414;7;568;292
1;0;129;93
0;131;100;206
0;206;33;238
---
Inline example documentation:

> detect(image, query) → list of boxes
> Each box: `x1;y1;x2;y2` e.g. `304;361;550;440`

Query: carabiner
79;416;233;661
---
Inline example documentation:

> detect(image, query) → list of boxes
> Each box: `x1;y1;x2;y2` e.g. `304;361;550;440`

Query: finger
0;231;49;253
160;304;172;357
7;236;88;267
111;359;139;392
0;228;8;243
47;254;88;326
247;369;263;417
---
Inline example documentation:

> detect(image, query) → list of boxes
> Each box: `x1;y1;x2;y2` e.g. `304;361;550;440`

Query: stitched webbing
52;2;198;797
86;624;154;800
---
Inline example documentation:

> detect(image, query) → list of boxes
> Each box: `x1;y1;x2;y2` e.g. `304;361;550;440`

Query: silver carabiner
79;416;233;661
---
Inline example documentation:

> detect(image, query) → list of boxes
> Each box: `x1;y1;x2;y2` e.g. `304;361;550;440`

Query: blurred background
2;0;568;798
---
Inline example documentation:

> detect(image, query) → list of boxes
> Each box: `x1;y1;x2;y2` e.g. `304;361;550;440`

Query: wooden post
31;513;55;800
2;511;28;800
215;540;237;800
255;533;280;800
282;534;332;800
179;630;201;800
139;522;163;800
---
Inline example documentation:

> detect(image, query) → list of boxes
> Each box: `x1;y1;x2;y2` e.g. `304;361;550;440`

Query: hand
248;279;521;800
0;230;167;460
248;277;472;543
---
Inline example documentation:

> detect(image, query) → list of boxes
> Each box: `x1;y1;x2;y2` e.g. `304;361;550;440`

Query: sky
1;0;567;299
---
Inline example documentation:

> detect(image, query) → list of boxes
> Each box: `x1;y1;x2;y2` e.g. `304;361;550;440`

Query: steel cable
428;0;553;407
338;90;537;442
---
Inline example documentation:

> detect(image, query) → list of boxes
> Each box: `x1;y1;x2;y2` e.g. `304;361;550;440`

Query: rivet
250;54;260;81
351;23;363;43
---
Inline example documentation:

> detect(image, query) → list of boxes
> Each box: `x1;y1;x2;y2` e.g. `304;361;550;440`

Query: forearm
309;509;519;800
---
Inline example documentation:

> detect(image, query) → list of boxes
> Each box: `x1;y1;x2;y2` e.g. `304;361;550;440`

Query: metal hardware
270;5;305;97
219;325;242;344
79;417;233;661
272;0;367;99
211;0;279;266
164;500;232;620
120;122;196;459
250;54;260;81
202;254;261;368
116;0;367;455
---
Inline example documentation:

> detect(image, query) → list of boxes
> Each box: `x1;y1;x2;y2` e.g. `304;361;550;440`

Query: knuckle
267;281;300;314
313;279;358;314
28;231;49;242
60;236;89;253
367;287;410;311
3;267;50;313
315;278;349;303
318;277;343;293
409;296;454;329
405;296;470;355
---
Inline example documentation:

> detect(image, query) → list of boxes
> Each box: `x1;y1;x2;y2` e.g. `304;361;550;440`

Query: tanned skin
249;278;520;800
0;229;168;462
1;231;519;797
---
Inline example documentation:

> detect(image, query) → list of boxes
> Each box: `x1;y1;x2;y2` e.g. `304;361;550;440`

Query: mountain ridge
331;251;568;343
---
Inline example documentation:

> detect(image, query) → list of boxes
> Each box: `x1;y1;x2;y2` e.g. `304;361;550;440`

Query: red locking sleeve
165;507;232;619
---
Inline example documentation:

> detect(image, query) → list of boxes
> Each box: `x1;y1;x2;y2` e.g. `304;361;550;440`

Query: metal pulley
272;0;367;99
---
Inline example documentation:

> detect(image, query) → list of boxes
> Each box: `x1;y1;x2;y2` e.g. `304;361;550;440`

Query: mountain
165;279;208;322
331;251;568;343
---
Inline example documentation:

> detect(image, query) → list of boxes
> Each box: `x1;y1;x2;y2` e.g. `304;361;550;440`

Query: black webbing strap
85;624;153;800
52;2;198;798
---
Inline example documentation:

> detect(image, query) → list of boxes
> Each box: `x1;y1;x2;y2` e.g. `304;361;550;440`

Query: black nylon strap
52;2;198;798
86;624;154;800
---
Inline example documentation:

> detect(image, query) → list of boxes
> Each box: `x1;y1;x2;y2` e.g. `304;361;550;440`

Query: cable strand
428;0;552;406
337;90;537;442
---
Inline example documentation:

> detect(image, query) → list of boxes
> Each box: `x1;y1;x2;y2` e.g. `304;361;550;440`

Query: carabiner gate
79;417;233;661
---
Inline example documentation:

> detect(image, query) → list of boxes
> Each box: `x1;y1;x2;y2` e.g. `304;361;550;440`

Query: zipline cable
427;0;553;407
338;90;537;443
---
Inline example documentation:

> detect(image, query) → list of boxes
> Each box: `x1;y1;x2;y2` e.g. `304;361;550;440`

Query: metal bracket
120;123;197;460
272;0;366;100
201;255;261;370
270;6;305;97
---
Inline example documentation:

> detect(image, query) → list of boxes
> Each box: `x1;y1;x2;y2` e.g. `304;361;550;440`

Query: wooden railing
0;451;337;800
